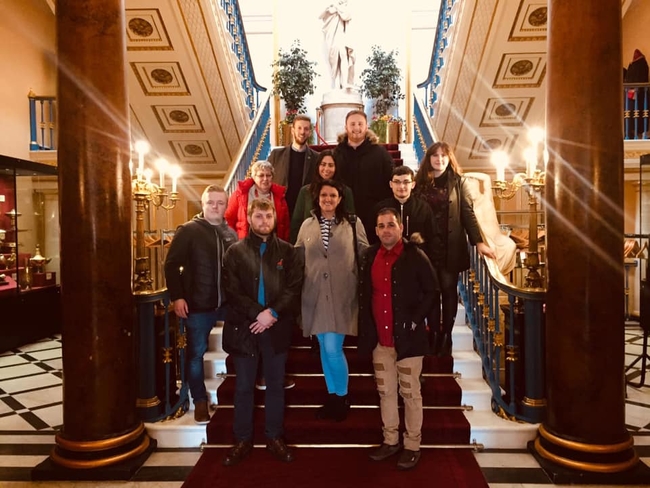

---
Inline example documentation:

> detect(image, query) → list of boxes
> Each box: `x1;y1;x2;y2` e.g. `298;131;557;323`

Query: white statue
319;0;355;90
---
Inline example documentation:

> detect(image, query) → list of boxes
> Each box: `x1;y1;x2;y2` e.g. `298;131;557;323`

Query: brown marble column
532;0;646;481
34;0;152;476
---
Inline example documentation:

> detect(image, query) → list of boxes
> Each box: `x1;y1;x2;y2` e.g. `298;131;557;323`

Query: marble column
34;0;153;478
531;0;647;482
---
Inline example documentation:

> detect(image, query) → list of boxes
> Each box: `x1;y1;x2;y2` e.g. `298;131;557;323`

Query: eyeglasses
391;179;413;186
254;173;273;179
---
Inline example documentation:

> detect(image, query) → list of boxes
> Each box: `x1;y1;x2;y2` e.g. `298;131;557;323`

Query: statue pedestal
320;89;363;144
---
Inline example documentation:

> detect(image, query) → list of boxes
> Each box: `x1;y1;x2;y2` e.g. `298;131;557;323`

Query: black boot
437;333;453;357
315;393;336;420
429;331;441;356
332;394;350;422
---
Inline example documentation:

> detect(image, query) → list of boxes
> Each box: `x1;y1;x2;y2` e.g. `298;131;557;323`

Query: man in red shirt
358;208;438;470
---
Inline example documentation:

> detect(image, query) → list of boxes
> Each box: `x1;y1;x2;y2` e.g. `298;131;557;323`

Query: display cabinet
0;155;60;352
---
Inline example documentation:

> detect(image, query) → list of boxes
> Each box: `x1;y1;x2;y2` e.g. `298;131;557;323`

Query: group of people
164;109;496;471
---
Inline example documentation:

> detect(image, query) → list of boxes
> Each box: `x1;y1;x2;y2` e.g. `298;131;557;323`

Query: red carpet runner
182;332;488;487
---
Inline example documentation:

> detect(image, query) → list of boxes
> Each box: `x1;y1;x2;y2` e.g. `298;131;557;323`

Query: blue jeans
233;330;287;441
186;310;219;404
317;332;348;396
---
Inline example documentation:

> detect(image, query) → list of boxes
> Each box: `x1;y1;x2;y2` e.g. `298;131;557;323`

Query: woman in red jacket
225;160;290;241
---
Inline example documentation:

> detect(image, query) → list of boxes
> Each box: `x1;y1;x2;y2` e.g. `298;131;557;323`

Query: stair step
215;375;462;407
464;410;539;449
207;407;470;446
224;348;454;376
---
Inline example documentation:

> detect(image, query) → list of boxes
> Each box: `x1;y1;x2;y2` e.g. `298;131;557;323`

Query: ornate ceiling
124;1;254;182
432;0;648;173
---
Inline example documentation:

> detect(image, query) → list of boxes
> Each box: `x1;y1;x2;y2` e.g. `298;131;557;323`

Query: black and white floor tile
0;329;648;487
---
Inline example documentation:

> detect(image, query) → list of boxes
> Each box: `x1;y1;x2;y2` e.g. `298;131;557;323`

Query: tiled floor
0;327;648;487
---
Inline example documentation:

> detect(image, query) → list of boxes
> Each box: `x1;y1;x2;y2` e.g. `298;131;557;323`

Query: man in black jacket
334;110;394;243
164;185;237;424
358;208;437;471
221;198;303;467
374;165;437;263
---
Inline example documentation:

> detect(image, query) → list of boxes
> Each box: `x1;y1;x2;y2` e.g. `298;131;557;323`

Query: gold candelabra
491;128;546;289
132;141;181;293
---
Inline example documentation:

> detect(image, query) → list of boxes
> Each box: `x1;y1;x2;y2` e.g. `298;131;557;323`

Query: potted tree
360;46;405;143
271;40;318;145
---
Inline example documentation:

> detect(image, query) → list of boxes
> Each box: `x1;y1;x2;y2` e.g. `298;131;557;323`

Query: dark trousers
429;267;460;334
232;330;287;441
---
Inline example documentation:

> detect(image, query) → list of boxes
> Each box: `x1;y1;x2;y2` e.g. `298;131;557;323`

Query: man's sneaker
222;440;253;466
368;443;402;461
266;437;294;462
193;400;210;425
396;449;421;470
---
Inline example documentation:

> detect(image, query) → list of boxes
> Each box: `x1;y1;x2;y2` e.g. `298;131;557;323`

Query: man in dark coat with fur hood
334;109;394;242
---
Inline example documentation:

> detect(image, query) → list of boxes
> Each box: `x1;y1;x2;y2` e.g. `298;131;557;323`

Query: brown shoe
193;400;210;425
368;443;401;461
396;449;421;470
222;440;253;466
266;437;294;462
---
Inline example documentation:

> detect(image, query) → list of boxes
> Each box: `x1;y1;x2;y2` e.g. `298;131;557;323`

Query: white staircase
145;326;227;448
146;303;538;450
452;303;539;449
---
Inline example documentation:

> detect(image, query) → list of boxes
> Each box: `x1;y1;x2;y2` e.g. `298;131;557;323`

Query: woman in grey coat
295;179;368;421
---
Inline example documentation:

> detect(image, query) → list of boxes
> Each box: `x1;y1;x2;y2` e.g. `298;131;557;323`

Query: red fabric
183;448;488;488
634;49;644;61
224;178;290;240
371;239;404;347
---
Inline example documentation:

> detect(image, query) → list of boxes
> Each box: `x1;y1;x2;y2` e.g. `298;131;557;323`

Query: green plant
271;40;318;123
360;46;405;117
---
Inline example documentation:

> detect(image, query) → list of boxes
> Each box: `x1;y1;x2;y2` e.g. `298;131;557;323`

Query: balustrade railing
624;83;649;140
28;92;56;150
417;0;458;117
412;94;436;162
217;0;266;119
459;245;546;424
222;93;271;194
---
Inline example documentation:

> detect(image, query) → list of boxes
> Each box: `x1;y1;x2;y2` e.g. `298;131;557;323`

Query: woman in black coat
414;142;496;356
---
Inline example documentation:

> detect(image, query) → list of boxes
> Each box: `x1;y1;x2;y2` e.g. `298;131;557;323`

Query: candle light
134;140;150;180
170;165;182;193
155;158;168;189
523;146;536;178
144;168;153;184
490;150;508;182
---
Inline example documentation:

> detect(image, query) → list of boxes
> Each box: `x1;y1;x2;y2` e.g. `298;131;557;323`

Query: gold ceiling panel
480;97;534;127
493;52;546;89
508;1;547;41
131;62;191;96
152;105;205;133
126;9;173;50
469;134;518;160
169;140;216;164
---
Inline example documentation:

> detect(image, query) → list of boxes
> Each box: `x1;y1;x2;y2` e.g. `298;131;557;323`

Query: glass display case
0;155;60;351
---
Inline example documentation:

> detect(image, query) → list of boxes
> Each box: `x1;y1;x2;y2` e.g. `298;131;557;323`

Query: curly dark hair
311;178;347;222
